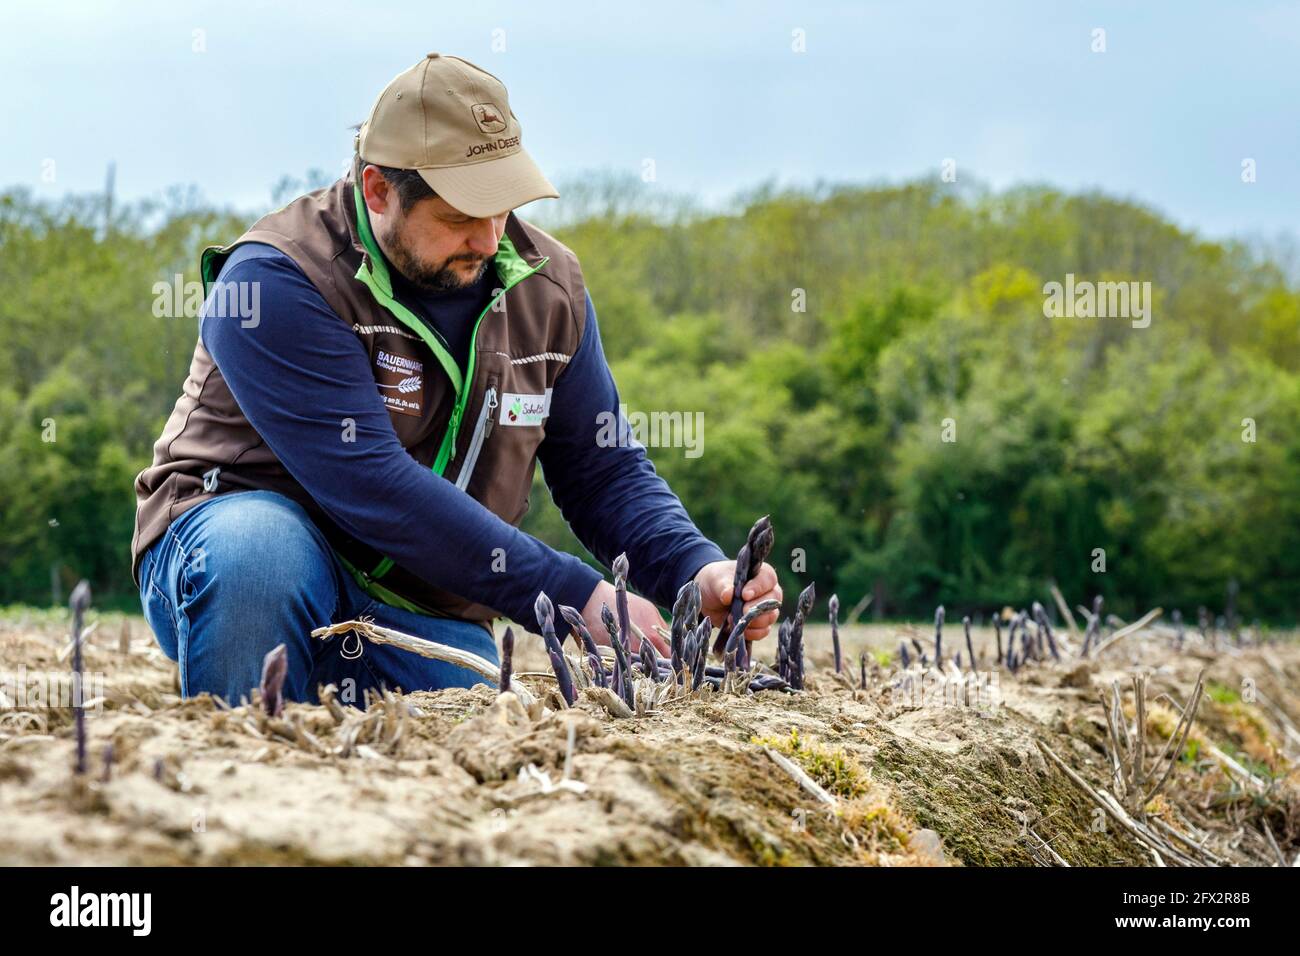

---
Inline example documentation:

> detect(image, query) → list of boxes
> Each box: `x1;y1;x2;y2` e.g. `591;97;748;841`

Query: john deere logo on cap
472;103;507;134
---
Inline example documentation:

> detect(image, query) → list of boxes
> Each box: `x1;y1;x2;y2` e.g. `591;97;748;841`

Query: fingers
741;563;780;602
722;563;782;606
743;568;782;638
631;616;670;656
624;592;670;655
696;561;784;642
630;625;670;657
717;573;736;606
743;607;780;640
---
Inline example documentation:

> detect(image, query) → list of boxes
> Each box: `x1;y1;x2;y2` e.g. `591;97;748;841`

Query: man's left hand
693;560;782;641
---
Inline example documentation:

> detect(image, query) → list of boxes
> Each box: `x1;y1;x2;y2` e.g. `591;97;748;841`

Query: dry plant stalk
1039;742;1179;867
1049;582;1079;636
311;618;537;707
1090;607;1163;657
1037;670;1222;867
762;745;837;808
1102;670;1205;816
583;685;634;719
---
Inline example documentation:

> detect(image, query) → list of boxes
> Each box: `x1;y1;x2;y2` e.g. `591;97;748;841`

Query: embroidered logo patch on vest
499;389;552;427
374;348;423;417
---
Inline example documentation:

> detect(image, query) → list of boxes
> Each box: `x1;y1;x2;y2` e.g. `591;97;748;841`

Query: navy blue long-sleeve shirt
200;241;724;629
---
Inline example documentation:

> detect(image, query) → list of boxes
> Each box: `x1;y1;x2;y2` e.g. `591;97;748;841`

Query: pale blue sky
4;1;1297;240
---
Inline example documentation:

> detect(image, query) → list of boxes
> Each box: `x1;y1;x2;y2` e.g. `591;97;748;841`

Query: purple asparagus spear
829;593;842;674
559;605;609;688
602;603;635;707
613;553;633;654
260;643;287;717
963;615;974;671
692;619;711;691
69;580;91;776
787;583;815;690
643;651;785;684
498;626;515;695
734;599;782;652
747;674;793;693
711;515;774;660
669;580;698;686
934;605;945;665
1032;601;1059;660
737;516;775;667
640;629;662;682
600;603;625;698
776;619;792;682
1006;611;1025;667
535;592;577;706
1081;595;1103;655
100;742;114;784
725;542;749;634
723;599;781;674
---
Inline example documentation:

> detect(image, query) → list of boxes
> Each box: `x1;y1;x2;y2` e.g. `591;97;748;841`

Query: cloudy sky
5;0;1297;239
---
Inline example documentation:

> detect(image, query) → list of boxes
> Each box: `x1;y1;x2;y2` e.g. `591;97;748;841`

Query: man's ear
360;164;391;216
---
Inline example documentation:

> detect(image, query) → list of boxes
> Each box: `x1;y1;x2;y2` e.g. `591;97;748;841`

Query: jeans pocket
140;547;179;659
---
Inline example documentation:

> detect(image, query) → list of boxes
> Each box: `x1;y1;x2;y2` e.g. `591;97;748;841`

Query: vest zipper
349;184;549;584
430;257;548;473
350;182;548;479
454;385;498;492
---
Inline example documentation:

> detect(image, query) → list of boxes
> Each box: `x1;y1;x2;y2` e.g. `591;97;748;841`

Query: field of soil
1;607;1297;866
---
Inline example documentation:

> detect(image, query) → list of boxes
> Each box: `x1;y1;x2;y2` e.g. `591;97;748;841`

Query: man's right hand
579;580;670;655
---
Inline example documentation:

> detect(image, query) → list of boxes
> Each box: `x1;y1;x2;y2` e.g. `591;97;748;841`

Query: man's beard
381;220;489;292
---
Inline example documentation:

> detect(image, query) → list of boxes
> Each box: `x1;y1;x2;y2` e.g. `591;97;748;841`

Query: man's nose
465;218;500;256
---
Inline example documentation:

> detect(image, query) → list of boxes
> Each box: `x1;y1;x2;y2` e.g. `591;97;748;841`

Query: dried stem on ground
310;618;536;707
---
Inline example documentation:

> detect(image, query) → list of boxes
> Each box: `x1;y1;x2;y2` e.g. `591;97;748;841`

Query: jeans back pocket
139;544;180;660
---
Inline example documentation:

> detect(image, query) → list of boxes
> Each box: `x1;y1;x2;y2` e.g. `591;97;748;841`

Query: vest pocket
454;377;499;493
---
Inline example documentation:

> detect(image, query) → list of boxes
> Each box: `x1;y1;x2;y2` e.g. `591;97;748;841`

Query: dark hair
352;148;436;213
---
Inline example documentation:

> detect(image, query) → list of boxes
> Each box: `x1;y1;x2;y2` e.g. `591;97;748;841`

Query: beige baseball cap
355;52;558;218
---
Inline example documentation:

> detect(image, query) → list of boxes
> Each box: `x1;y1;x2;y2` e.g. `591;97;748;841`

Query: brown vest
132;174;588;623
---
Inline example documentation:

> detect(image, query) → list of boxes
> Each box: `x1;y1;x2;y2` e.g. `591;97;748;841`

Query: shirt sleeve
537;290;727;608
200;244;602;625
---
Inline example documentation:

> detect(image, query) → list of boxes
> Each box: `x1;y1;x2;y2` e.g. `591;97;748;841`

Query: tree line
2;173;1296;622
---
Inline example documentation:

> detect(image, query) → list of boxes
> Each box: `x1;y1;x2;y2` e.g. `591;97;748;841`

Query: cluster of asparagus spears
1002;602;1061;671
512;517;798;712
710;515;774;670
774;582;815;689
897;599;1076;675
1078;595;1105;656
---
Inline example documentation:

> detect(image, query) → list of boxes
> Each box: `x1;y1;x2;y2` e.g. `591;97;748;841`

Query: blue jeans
138;490;500;707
